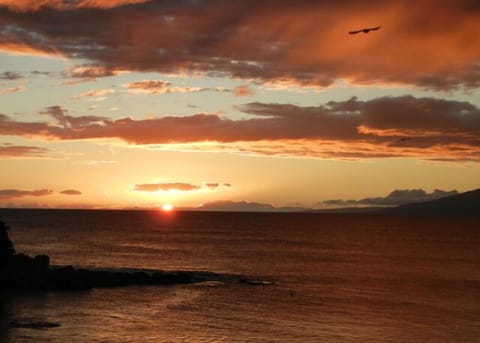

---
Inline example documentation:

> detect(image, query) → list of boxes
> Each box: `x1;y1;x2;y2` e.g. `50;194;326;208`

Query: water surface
1;209;479;342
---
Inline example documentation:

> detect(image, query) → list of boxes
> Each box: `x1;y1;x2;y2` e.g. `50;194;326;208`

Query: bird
348;26;381;35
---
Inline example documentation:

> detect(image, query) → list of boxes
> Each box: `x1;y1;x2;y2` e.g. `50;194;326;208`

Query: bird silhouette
348;26;381;35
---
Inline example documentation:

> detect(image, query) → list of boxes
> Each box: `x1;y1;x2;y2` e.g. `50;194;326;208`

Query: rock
9;320;61;329
0;220;15;264
0;219;274;291
34;255;50;271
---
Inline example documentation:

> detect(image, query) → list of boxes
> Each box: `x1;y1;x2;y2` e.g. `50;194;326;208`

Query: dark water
1;209;479;342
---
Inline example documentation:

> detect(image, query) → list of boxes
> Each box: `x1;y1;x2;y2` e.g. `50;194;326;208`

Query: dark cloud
0;71;22;80
0;144;49;157
31;70;54;76
0;1;479;89
60;189;82;195
205;182;219;189
0;188;53;199
0;0;150;12
323;189;459;207
1;96;479;161
134;182;200;192
39;106;110;128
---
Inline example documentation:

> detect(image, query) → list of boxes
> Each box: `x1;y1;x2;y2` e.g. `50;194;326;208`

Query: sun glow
162;203;174;212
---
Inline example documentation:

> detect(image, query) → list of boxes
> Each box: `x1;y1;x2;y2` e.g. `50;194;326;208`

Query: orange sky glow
0;0;479;210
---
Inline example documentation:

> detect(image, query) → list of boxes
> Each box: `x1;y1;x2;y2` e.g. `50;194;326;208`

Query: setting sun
162;204;174;212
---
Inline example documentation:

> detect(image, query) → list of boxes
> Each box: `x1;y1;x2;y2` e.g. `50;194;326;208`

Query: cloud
134;182;200;192
0;71;22;80
1;96;480;161
0;144;49;157
126;80;202;94
322;189;459;207
31;70;53;76
62;65;121;83
233;85;254;97
60;189;82;195
0;188;53;199
127;80;171;94
0;0;150;12
133;181;230;192
74;160;118;165
0;86;24;93
72;88;115;100
125;80;229;94
39;105;110;128
0;1;479;89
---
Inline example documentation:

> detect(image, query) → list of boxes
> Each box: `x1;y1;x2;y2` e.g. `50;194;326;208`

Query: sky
0;0;479;209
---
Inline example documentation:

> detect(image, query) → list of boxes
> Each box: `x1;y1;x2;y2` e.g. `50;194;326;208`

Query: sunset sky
1;0;479;209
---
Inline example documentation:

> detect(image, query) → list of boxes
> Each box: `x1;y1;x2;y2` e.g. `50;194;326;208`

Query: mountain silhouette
381;188;480;217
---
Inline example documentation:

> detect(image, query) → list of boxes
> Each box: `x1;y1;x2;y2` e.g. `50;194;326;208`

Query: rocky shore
0;219;272;291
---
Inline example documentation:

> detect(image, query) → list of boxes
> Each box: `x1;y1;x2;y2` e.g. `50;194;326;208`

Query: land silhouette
381;188;480;217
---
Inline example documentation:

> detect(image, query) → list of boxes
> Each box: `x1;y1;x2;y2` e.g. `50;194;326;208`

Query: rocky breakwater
0;220;272;291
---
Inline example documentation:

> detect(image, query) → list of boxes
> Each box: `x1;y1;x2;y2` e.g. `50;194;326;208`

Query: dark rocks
0;219;274;291
0;220;15;263
9;320;61;329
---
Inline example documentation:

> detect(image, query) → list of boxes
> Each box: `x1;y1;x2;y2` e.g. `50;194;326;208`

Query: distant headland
378;188;480;217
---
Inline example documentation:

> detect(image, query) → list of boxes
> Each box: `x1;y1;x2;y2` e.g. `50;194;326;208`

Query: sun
162;203;174;212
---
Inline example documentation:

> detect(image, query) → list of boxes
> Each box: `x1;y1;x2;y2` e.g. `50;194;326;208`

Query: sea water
0;209;479;342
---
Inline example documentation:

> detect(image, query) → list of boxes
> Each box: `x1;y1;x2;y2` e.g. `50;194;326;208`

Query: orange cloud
126;80;203;94
0;1;478;89
65;65;120;79
0;188;53;199
0;86;24;93
0;144;49;157
134;182;200;192
1;96;479;161
60;189;82;195
0;41;64;57
126;80;229;94
205;183;219;189
133;181;230;192
72;89;115;100
233;85;254;97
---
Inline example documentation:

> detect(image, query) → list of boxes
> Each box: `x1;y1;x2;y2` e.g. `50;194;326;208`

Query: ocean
0;209;479;342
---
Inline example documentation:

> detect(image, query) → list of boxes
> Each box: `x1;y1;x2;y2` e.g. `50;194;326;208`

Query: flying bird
348;26;381;35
